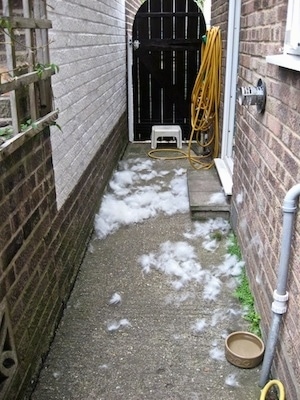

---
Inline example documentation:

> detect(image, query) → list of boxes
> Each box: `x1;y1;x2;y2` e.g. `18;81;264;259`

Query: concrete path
29;144;262;400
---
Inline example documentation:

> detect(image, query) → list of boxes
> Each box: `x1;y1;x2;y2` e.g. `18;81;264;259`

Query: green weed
227;234;261;336
34;63;59;78
234;268;261;336
0;126;13;140
21;119;32;131
211;230;223;241
227;233;242;260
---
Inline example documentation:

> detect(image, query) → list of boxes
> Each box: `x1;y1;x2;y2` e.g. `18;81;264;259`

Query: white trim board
214;158;233;196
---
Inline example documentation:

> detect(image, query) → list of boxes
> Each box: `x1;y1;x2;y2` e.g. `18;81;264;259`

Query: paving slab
187;168;230;220
28;144;262;400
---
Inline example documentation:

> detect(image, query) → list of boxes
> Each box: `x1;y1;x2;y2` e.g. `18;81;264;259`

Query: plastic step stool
151;125;182;149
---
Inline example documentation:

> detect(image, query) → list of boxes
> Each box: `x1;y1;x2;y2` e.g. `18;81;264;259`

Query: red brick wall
0;114;128;399
126;0;142;35
212;0;300;398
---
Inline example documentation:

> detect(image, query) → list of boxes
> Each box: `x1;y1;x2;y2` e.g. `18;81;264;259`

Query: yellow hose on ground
260;380;285;400
148;27;222;168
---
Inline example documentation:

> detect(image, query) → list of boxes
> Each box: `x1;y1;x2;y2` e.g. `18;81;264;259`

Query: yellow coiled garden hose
148;27;222;169
188;26;222;169
260;380;285;400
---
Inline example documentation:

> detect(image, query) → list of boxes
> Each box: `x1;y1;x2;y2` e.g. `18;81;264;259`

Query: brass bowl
225;331;265;369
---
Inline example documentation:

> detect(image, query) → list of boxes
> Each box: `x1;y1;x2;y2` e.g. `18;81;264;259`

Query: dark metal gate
132;0;206;141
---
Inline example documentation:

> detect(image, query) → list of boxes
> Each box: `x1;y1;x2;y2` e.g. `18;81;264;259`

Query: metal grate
0;301;18;400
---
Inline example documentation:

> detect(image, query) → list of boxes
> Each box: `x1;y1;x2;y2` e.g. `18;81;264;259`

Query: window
266;0;300;71
284;0;300;56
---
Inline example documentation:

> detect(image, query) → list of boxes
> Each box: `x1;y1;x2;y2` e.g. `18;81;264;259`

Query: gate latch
132;40;140;50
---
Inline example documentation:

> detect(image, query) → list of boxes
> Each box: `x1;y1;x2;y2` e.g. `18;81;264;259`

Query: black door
132;0;206;141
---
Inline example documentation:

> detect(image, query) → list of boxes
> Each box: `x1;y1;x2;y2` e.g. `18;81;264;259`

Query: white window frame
285;0;300;56
214;0;241;196
266;0;300;71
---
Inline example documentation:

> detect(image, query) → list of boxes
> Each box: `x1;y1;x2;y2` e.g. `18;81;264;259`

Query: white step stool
151;125;182;149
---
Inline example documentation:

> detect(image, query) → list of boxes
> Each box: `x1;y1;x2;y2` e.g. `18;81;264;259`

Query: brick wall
126;0;142;35
47;0;128;207
0;1;142;398
211;0;300;398
0;113;127;399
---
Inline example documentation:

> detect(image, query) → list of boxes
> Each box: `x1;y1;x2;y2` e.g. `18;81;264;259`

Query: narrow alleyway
29;144;262;400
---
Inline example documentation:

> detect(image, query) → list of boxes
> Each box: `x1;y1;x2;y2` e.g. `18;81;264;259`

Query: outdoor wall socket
238;78;266;113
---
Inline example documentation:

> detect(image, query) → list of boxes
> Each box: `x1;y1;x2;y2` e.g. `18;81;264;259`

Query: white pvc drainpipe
259;183;300;387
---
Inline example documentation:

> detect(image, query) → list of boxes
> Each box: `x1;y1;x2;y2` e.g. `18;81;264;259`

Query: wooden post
23;0;38;121
33;0;52;117
3;0;20;133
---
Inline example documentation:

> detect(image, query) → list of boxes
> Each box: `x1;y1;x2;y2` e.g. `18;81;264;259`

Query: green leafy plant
34;63;59;78
21;119;38;131
21;119;32;131
0;18;11;30
0;126;13;140
227;233;242;260
227;234;261;336
20;118;62;133
194;0;205;9
211;230;223;241
234;268;261;336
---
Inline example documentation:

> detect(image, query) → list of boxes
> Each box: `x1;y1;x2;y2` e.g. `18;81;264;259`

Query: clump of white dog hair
108;292;122;305
215;254;245;277
236;191;244;205
87;243;95;253
165;292;194;306
207;192;227;205
191;318;207;333
203;274;222;301
138;240;206;289
98;364;109;369
94;159;189;239
210;309;226;327
138;239;233;301
184;218;230;240
225;373;240;387
202;238;219;252
209;347;225;361
107;319;131;332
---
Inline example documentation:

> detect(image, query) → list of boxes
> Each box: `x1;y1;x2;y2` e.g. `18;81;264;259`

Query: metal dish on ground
225;331;265;369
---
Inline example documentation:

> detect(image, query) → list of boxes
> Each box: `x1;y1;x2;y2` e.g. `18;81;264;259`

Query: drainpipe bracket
271;290;289;314
273;289;289;301
282;200;297;213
